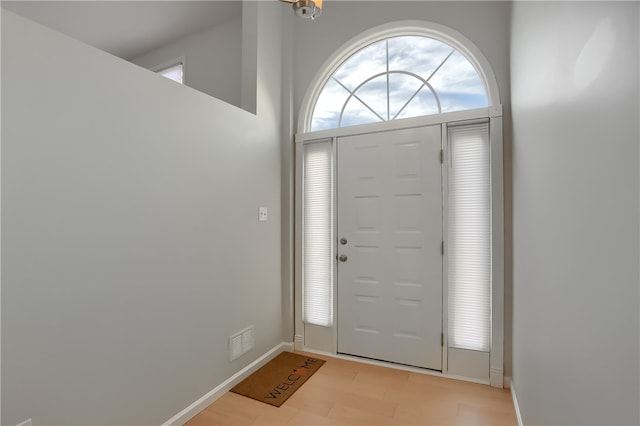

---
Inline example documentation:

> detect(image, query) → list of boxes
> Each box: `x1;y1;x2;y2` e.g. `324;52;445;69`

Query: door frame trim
294;107;504;386
293;19;504;386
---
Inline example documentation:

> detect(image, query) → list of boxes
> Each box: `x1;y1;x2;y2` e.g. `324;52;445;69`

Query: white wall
1;2;284;424
287;0;513;377
129;15;242;108
510;1;639;425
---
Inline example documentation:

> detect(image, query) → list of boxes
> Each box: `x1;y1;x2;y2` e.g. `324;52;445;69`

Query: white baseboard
490;367;504;388
294;334;304;351
162;342;294;426
510;381;524;426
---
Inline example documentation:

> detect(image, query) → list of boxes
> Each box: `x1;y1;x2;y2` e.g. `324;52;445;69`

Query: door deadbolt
339;254;348;262
340;237;348;245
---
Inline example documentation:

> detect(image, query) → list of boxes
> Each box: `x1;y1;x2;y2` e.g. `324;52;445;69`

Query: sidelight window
302;140;334;327
447;122;491;352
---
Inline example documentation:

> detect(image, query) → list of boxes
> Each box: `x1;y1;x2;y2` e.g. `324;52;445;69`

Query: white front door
336;126;443;370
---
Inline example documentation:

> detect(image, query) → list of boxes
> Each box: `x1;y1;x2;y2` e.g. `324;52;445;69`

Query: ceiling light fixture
280;0;322;20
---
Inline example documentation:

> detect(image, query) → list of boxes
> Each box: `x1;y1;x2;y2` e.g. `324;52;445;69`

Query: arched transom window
310;35;488;131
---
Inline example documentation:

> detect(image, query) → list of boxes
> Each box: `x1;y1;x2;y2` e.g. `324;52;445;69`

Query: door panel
337;126;443;370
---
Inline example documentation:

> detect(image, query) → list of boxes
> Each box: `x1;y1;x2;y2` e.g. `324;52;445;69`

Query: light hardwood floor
185;352;517;425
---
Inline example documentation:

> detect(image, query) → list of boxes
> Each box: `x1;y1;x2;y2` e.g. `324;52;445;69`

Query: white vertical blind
303;140;333;326
448;122;491;352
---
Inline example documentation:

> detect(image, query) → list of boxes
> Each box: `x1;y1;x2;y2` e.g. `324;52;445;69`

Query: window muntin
310;35;488;132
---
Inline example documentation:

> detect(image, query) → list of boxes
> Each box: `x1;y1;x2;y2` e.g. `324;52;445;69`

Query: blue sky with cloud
311;36;488;131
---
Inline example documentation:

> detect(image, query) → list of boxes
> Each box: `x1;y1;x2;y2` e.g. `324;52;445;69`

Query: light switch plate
259;207;268;221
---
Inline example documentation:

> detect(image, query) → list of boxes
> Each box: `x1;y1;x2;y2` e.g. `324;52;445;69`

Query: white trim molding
489;114;504;388
490;367;504;388
294;334;304;351
162;342;294;426
510;381;524;426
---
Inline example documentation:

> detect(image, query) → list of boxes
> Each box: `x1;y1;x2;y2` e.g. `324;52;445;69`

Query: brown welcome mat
230;351;325;407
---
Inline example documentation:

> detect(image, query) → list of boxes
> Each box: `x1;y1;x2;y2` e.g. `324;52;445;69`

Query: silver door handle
339;254;348;262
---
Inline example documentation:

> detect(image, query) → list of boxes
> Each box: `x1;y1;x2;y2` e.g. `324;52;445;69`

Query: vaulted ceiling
1;1;242;59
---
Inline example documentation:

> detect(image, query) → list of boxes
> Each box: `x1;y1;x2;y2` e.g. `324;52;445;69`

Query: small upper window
156;62;184;84
310;35;488;131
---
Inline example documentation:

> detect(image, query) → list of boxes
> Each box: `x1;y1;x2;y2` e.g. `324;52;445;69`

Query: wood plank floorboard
185;351;517;425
